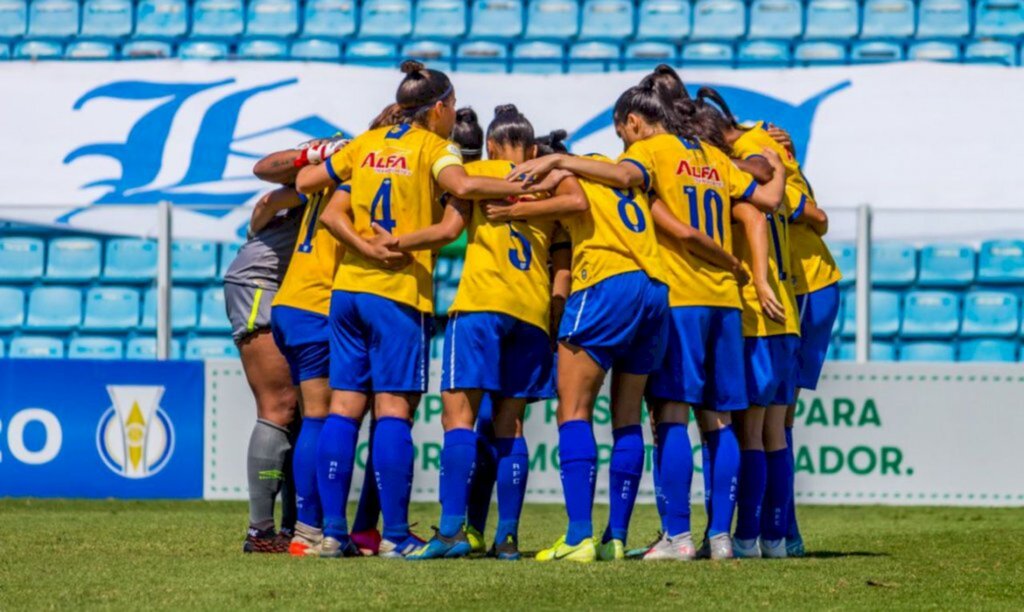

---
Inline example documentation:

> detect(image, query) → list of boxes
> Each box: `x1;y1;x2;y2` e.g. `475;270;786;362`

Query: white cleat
733;537;762;559
709;533;734;560
643;532;696;561
760;538;788;559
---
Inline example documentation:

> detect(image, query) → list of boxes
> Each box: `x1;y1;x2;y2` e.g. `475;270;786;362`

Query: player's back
273;185;344;315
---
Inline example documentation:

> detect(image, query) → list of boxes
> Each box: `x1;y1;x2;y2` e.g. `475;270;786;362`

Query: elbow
295;172;316;194
440;224;463;243
570;194;589;213
252;160;271;181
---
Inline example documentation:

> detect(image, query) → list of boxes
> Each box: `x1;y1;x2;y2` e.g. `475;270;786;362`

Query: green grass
1;500;1022;610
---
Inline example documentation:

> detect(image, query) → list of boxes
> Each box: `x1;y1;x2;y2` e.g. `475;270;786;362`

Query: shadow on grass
802;551;888;559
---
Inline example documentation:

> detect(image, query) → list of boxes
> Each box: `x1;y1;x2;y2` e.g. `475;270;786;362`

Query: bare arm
742;150;786;213
507;154;646;191
735;157;774;185
319;188;410;270
249;187;305;234
482;175;589;223
389;200;470;252
793;198;829;236
253;150;303;185
549;239;572;341
650;198;747;284
733;202;786;323
436;165;559;200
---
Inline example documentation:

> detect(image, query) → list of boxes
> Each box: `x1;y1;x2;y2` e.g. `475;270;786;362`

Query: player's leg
290;376;330;556
351;415;382;555
761;335;801;558
643;400;696;561
599;371;646;560
491;397;528;560
732;404;766;558
465;394;498;552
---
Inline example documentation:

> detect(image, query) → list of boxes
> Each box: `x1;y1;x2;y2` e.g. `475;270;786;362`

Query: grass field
1;500;1022;610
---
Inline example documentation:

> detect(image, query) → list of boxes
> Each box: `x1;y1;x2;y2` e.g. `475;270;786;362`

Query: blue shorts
559;271;669;374
271;305;330;384
795;283;841;390
442;311;555;400
744;335;800;407
648;306;747;411
328;291;431;393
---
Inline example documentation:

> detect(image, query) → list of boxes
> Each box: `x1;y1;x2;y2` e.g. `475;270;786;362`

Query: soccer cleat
598;538;625;561
627;532;664;559
760;538;788;559
289;523;323;557
487;535;521;561
643;532;696;561
243;526;289;554
786;535;806;558
732;537;762;559
379;532;427;559
709;533;734;560
535;535;597;563
465;525;486;554
351;528;382;556
406;528;472;560
319;536;360;558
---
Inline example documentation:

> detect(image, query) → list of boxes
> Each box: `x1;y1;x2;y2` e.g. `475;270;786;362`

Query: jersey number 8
614;188;647;233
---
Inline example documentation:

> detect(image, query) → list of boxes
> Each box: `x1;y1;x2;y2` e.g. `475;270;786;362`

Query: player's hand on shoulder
482;199;515;222
506;154;562;185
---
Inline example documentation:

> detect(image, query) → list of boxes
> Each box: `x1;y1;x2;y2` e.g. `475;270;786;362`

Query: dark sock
247;419;291;531
705;426;740;537
657;422;693;537
494;437;529;544
558;420;596;546
373;417;415;542
316;414;359;539
293;417;325;528
785;427;801;541
603;425;644;544
351;420;380;533
438;428;477;537
466;426;498;535
701;441;712;538
763;449;793;541
734;449;766;540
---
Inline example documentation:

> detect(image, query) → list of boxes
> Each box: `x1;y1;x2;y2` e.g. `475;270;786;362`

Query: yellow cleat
465;525;486;554
535;535;597;563
598;538;625;561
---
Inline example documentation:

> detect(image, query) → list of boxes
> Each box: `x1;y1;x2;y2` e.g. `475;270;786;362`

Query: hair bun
400;60;426;75
493;103;520;118
654;64;676;76
456;107;479;123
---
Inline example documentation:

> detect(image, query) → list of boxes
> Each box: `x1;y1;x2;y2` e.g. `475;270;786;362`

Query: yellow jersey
449;159;559;332
621;133;756;309
558;154;664;291
272;186;345;315
325;123;463;313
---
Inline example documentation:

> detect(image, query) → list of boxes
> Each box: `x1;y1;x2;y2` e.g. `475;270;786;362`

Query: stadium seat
45;236;101;282
964;40;1017;65
455;41;508;72
125;336;184;359
191;0;244;37
899;341;955;362
185;336;240;359
246;0;298;36
579;0;634;41
178;40;230;59
65;40;117;58
0;337;4;357
345;40;397;66
837;340;896;361
68;336;124;359
434;256;452;282
804;0;859;39
171;241;218;282
26;286;82;331
841;289;900;338
360;0;412;38
623;41;676;69
14;39;63;58
901;290;959;338
134;0;187;37
301;0;356;38
569;41;619;71
738;40;791;66
975;0;1024;37
682;41;733;65
958;338;1018;362
0;42;8;58
9;335;64;359
0;287;24;331
918;242;975;286
861;0;915;38
0;0;27;38
430;333;444;359
103;238;156;282
917;0;970;37
870;242;917;286
0;237;44;282
414;0;466;38
748;0;802;40
238;38;289;58
512;40;564;73
197;287;231;332
141;287;199;331
434;285;457;315
978;240;1024;283
217;242;242;279
469;0;524;39
122;39;173;58
691;0;745;39
908;40;961;62
402;40;452;69
850;40;904;63
27;0;79;38
525;0;578;40
81;286;140;331
636;0;690;41
80;0;132;37
794;40;847;65
290;38;341;59
961;291;1020;337
447;255;464;283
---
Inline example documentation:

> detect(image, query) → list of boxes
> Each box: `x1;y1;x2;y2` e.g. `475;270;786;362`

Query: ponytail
395;60;454;124
452;107;483;162
613;74;672;129
536;129;569;156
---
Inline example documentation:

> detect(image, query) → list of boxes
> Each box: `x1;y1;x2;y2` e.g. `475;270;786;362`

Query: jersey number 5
371;179;397;233
508;226;533;271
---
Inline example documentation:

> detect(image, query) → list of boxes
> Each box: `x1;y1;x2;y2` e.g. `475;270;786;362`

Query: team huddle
223;60;842;563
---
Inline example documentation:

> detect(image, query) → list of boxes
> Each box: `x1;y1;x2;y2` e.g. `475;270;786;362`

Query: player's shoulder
466;159;513;178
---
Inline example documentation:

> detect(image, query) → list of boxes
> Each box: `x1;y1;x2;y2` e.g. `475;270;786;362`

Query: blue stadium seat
345;40;397;66
958;338;1018;362
918;242;975;286
837;340;896;361
126;336;184;359
68;336;124;359
748;0;802;40
901;290;959;338
978;240;1024;283
434;256;452;282
568;41;619;71
402;40;452;69
65;39;117;58
45;237;101;282
899;341;955;362
0;237;44;282
80;0;132;37
0;0;27;38
908;40;961;62
26;286;82;331
141;287;199;331
794;40;847;65
122;40;173;58
512;41;564;73
805;0;859;39
238;38;289;58
579;0;634;40
456;41;508;71
851;40;904;63
360;0;412;38
246;0;298;36
961;291;1020;338
414;0;466;38
28;0;79;37
691;0;745;39
434;285;457;315
0;42;8;58
103;238;156;282
917;0;970;37
841;289;900;338
682;41;733;64
861;0;915;38
172;241;218;282
14;39;63;58
469;0;524;39
0;287;24;331
290;38;341;59
738;40;791;66
636;0;690;41
975;0;1024;37
447;256;464;284
134;0;187;38
525;0;579;39
218;243;242;279
870;242;916;287
178;40;230;58
964;40;1017;65
82;286;140;331
9;335;64;359
302;0;356;38
0;337;4;356
185;336;239;359
197;287;231;332
191;0;244;37
623;41;676;69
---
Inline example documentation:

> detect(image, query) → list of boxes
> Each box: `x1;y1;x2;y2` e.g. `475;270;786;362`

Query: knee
258;388;298;426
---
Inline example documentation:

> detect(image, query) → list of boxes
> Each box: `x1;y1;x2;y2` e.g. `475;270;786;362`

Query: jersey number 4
371;179;397;233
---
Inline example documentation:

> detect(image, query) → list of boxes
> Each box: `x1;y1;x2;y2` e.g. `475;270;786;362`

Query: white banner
3;62;1024;240
205;359;1024;507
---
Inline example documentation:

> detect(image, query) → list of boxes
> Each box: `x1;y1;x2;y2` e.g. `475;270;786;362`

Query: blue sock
657;422;693;537
734;449;766;540
652;443;667;532
466;428;497;534
351;420;380;533
316;415;359;539
373;417;414;542
763;449;793;541
494;436;529;544
293;417;325;528
785;427;801;541
705;425;740;537
701;441;712;537
438;428;477;538
603;425;644;544
558;420;596;546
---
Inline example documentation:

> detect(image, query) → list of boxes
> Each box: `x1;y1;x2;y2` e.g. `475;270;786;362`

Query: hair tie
410;84;453;115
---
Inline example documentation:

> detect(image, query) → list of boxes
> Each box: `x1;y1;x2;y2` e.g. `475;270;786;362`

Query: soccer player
294;61;560;558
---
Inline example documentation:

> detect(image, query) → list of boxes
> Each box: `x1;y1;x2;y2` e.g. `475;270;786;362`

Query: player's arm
435;165;561;200
740;149;786;213
320;187;410;270
549;236;572;341
766;124;796;158
733;202;785;323
386;199;470;252
481;175;588;223
650;198;747;283
792;198;829;236
508;154;646;191
249;187;306;234
254;137;347;185
734;157;775;185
